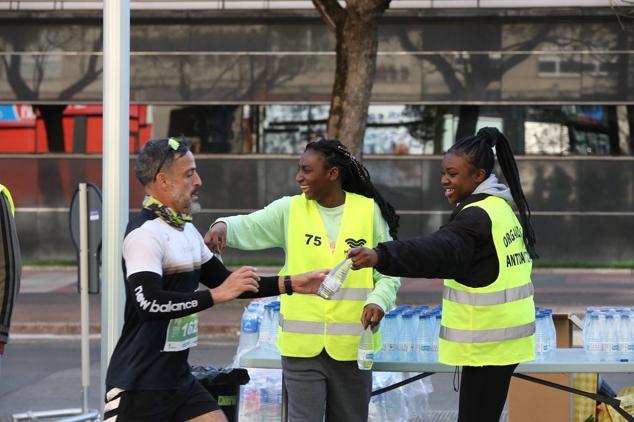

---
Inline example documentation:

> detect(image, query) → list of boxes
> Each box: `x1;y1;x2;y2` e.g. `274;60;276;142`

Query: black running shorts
104;380;220;421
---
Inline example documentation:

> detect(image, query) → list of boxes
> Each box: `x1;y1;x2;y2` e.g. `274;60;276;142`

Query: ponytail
449;128;538;259
305;139;400;239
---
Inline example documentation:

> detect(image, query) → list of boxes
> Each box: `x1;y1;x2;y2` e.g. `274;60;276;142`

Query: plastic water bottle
534;312;547;359
415;312;434;361
368;391;387;422
257;303;277;351
392;305;410;337
431;312;442;355
616;312;632;361
238;303;260;355
415;305;429;313
603;313;619;361
398;312;416;361
542;308;557;353
583;307;596;343
358;326;375;370
239;382;260;420
377;313;397;361
317;258;352;299
259;375;281;421
271;302;280;347
584;313;602;361
627;312;634;360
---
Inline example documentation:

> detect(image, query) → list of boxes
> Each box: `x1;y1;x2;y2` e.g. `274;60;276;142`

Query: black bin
191;366;250;422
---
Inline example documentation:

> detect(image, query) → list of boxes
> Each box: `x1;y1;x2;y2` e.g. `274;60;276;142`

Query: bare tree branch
2;55;36;100
58;30;103;100
312;0;346;32
498;26;553;75
194;56;242;101
610;0;634;31
398;32;465;95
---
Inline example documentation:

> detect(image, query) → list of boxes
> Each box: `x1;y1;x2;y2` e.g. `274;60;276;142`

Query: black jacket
375;193;500;288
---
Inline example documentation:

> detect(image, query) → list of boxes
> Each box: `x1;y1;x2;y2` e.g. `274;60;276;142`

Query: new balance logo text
134;285;198;313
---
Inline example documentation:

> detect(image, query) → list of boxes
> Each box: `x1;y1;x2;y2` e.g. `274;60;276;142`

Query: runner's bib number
164;314;199;352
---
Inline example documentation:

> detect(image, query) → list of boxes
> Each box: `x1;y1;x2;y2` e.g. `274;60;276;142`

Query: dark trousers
281;350;372;422
458;363;519;422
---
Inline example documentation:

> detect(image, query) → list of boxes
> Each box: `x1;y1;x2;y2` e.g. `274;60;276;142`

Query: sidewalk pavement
10;266;634;337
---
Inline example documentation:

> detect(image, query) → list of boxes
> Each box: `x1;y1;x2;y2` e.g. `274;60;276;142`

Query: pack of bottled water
238;368;282;422
234;300;437;421
232;296;280;367
376;304;442;363
235;298;283;421
583;306;634;362
368;371;434;422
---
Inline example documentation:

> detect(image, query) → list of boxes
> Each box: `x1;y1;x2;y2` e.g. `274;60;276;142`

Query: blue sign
577;106;605;123
0;105;18;122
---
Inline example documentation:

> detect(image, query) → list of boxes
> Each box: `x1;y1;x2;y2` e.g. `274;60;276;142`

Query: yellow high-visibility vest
439;195;536;366
0;184;15;216
278;192;377;360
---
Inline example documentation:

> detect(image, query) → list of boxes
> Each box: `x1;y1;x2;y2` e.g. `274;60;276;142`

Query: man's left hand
289;269;330;294
361;304;384;329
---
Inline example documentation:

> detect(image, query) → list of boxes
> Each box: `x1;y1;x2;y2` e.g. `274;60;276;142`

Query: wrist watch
284;275;293;295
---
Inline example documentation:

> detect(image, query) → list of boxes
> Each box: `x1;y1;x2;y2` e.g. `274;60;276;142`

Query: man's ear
155;172;170;190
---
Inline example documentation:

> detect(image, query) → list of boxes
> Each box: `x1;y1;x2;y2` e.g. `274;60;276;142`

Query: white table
240;348;634;421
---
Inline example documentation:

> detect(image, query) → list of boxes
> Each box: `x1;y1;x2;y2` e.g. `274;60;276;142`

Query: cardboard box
508;313;579;422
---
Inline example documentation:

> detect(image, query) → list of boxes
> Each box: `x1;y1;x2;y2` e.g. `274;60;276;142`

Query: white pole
78;183;90;413
101;0;129;408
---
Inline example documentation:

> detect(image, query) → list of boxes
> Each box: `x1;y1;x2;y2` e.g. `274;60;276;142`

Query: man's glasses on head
154;137;181;180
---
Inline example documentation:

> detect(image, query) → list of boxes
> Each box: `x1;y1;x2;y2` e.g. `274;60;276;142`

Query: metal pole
79;183;90;413
101;0;130;408
12;409;83;421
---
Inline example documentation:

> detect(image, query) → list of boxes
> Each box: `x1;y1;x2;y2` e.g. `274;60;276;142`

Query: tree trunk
433;106;449;154
606;105;621;156
325;2;387;158
455;105;480;141
627;106;634;153
37;105;67;152
501;106;526;154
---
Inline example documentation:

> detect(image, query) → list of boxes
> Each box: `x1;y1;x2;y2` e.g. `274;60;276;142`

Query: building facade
0;1;633;263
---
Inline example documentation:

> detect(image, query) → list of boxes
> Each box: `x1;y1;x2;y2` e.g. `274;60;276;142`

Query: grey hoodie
471;173;514;205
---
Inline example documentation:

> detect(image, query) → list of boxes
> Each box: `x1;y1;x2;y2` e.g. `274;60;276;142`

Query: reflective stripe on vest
279;314;363;337
330;287;372;301
443;283;534;307
440;321;535;343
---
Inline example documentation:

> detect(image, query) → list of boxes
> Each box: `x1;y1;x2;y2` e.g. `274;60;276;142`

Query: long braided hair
305;139;400;240
448;127;538;259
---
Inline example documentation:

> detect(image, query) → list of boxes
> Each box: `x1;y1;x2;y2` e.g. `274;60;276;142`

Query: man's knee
187;409;227;422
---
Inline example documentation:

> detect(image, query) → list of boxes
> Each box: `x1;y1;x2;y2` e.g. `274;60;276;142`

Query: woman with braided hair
350;127;538;422
204;138;400;422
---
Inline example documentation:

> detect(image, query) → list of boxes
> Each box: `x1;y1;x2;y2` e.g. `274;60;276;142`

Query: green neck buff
142;195;192;231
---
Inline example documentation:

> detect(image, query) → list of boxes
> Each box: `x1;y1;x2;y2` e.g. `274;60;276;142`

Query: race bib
163;314;199;352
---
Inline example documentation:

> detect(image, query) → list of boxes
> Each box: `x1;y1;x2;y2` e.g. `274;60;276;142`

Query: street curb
532;268;634;275
11;323;240;336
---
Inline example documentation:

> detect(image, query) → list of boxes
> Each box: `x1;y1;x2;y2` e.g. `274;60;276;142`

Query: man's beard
190;201;202;215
